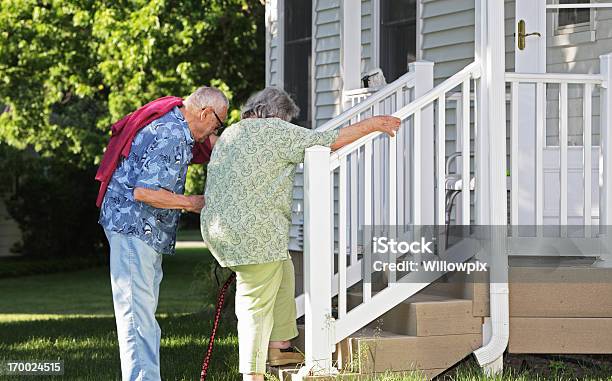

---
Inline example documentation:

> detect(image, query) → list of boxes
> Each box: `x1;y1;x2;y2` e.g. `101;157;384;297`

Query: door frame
515;0;547;225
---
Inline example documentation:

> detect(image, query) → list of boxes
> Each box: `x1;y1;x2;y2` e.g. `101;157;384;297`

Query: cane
200;271;236;381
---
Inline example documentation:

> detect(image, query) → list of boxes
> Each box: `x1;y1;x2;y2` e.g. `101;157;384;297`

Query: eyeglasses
203;107;226;134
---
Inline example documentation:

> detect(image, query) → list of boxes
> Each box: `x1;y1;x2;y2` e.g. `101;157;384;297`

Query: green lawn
0;248;241;381
1;248;611;381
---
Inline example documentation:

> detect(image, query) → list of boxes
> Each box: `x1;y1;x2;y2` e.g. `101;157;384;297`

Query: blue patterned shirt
99;106;194;255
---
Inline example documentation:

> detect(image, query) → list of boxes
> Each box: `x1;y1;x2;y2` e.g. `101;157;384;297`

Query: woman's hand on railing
364;115;401;137
330;115;401;151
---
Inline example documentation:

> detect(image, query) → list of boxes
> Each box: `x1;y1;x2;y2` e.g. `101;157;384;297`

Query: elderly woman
200;87;400;381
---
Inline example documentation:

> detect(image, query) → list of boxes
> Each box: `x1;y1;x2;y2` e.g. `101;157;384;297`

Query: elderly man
97;87;228;381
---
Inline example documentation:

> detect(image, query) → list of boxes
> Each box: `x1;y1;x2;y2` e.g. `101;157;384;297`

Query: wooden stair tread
346;291;481;337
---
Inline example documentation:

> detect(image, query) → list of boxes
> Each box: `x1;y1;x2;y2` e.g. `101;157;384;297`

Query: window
557;0;590;29
284;0;312;127
380;0;417;82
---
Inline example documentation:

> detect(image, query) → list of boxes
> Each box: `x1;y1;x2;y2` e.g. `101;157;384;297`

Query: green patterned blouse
200;118;340;267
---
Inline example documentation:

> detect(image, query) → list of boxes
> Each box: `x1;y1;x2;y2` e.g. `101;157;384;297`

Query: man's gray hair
241;87;300;121
184;86;229;113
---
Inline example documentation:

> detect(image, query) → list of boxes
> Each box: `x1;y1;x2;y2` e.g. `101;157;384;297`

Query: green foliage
0;0;265;167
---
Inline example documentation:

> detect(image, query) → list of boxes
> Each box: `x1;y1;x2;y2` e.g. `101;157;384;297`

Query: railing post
410;61;435;225
298;146;335;377
598;53;612;267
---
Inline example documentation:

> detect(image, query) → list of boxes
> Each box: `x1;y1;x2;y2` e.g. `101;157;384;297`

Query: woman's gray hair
241;87;300;121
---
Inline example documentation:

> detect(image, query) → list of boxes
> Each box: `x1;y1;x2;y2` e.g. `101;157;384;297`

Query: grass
1;246;611;380
0;247;242;381
176;228;203;242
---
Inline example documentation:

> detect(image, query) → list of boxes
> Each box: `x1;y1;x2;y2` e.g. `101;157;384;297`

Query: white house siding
266;0;282;87
420;0;475;84
314;0;343;128
361;0;374;75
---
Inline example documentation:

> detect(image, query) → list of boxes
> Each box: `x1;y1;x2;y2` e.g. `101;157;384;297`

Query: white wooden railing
293;62;432;316
506;53;612;233
289;65;425;252
298;61;483;375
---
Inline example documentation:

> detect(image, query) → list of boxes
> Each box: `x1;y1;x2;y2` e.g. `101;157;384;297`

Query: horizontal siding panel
421;0;474;18
316;36;342;52
597;9;612;22
315;77;343;92
423;43;474;63
316;22;341;38
421;26;475;50
432;59;475;84
315;91;341;106
317;0;338;11
361;27;372;43
547;41;612;66
316;64;341;79
547;60;601;74
315;104;341;120
315;50;341;65
317;7;340;24
421;10;475;34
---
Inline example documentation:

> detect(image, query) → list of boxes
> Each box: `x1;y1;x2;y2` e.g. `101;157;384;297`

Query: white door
514;0;599;226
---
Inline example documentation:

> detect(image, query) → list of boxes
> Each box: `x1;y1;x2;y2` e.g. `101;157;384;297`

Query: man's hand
185;195;205;214
365;115;401;137
134;187;205;213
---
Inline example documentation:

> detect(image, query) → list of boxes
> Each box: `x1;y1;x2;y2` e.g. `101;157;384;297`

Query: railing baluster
363;141;373;303
413;110;422;226
560;82;568;227
461;79;471;225
350;151;358;265
511;82;519;226
388;111;398;285
536;82;545;226
584;83;593;227
339;157;347;318
436;95;446;226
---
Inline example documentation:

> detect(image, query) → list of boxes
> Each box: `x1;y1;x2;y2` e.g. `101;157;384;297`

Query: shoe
267;347;305;366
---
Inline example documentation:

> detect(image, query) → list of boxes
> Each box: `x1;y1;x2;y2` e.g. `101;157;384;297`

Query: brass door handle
517;19;541;50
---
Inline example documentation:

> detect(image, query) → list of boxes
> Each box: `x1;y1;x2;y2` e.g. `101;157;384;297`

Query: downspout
473;0;509;371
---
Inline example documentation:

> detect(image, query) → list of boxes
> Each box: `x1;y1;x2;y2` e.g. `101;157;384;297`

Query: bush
4;153;107;259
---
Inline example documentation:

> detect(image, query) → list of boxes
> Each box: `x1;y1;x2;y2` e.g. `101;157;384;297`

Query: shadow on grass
0;311;240;381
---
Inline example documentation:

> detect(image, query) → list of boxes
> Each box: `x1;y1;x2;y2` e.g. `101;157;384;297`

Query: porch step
275;291;483;380
269;326;480;381
349;330;481;376
347;291;482;336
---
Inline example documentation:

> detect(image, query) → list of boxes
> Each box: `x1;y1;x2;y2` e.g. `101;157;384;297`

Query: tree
0;0;264;167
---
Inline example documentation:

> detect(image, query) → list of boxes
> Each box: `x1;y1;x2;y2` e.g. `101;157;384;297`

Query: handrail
505;72;604;84
329;61;481;168
316;70;417;132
